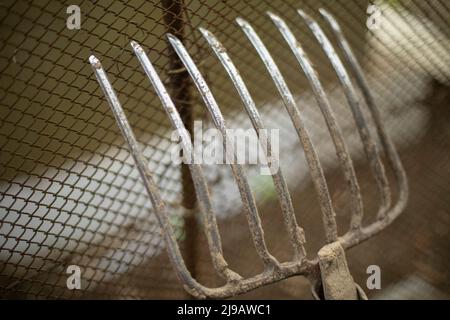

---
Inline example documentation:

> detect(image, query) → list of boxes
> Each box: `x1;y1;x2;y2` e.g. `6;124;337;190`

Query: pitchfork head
89;9;408;299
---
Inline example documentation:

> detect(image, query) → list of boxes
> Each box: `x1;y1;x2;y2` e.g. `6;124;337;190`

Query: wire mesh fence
0;0;449;299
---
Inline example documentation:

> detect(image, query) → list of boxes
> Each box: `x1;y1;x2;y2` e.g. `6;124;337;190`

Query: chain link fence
0;0;449;298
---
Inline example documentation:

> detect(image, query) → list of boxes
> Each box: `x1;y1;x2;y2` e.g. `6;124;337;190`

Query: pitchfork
89;9;408;299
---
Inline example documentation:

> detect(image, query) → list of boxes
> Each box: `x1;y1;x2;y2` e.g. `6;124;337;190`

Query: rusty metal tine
318;8;409;221
238;17;364;232
130;41;241;282
166;33;280;269
297;9;392;219
198;27;307;260
89;55;208;298
238;15;338;243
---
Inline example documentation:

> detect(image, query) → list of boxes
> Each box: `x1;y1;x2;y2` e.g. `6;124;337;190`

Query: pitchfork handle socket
315;242;367;300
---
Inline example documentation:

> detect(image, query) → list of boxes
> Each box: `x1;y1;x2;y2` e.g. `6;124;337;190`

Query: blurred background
0;0;449;299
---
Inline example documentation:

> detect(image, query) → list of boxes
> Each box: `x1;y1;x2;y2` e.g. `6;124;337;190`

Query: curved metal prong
297;9;392;220
89;55;208;298
198;27;307;260
166;33;279;269
318;9;408;245
237;16;364;232
130;41;242;282
237;15;339;242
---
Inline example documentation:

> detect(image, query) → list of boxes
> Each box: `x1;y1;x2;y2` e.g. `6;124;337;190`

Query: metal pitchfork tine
197;27;307;260
317;8;409;246
296;9;408;246
296;9;391;220
130;41;241;284
89;55;207;298
165;33;280;271
237;15;364;233
89;9;408;299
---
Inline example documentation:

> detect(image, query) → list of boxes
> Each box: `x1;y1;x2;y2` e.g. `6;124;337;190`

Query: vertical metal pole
161;0;198;294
